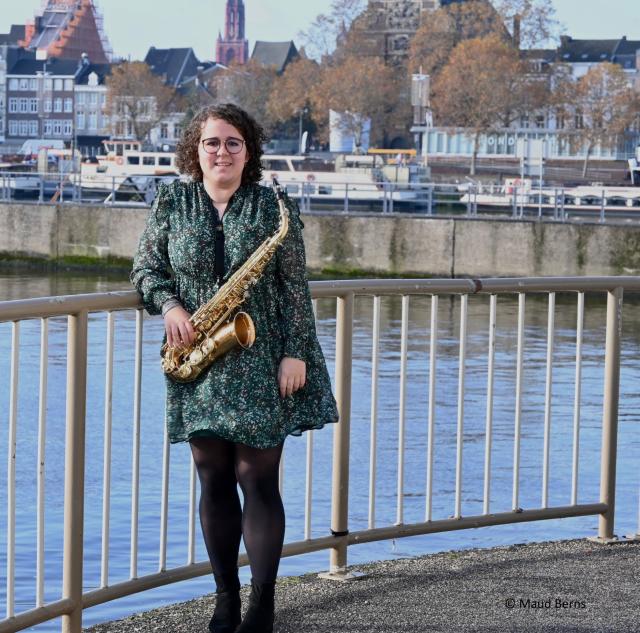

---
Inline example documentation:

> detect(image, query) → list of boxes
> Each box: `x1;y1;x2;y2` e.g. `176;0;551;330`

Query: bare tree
432;36;527;174
211;60;280;134
106;61;182;142
408;0;508;75
555;63;639;177
298;0;368;61
492;0;561;48
310;54;398;148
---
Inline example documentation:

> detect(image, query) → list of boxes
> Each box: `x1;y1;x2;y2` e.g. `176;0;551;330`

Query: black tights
190;436;285;585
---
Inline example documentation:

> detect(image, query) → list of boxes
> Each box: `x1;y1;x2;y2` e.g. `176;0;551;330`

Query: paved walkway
84;539;640;633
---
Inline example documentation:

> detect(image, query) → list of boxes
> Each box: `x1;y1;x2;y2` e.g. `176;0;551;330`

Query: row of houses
0;29;298;158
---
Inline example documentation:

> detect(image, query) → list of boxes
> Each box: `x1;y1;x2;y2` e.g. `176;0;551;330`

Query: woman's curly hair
175;103;267;184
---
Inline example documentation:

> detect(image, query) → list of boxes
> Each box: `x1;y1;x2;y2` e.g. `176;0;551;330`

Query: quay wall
2;202;640;277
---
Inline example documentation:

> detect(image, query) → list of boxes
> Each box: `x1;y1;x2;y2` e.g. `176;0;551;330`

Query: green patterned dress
131;180;339;448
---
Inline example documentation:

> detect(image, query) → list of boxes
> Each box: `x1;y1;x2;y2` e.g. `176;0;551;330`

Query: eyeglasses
201;137;246;155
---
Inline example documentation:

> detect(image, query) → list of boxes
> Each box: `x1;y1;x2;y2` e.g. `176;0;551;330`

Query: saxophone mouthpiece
272;178;285;201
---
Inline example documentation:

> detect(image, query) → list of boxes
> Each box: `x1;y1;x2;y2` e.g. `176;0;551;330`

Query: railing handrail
0;276;633;632
1;276;639;322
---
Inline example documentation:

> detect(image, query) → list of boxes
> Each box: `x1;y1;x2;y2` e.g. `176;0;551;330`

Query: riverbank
4;202;640;277
83;539;639;633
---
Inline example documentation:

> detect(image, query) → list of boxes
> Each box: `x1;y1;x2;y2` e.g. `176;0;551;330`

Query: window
29;120;38;136
8;120;18;136
143;156;156;166
54;98;62;112
89;112;97;129
90;92;98;105
9;78;18;90
9;98;18;113
19;78;29;90
535;114;545;128
77;92;85;105
64;79;73;91
29;78;37;90
575;110;584;129
127;156;140;165
43;120;53;136
44;99;52;113
160;123;169;139
54;78;63;91
556;108;565;130
19;121;28;136
77;112;85;129
64;98;73;112
63;120;72;136
19;98;28;113
53;120;62;136
158;156;171;166
174;124;182;139
29;98;38;113
44;78;53;91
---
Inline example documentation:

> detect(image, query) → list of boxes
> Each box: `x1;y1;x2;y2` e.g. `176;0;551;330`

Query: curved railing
1;277;639;632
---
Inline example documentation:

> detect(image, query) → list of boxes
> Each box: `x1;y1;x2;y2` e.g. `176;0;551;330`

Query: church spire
216;0;248;65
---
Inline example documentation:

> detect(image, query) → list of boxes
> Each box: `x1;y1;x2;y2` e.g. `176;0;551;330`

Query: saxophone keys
189;348;204;364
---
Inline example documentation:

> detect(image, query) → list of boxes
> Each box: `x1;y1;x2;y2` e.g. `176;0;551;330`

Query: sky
1;0;639;62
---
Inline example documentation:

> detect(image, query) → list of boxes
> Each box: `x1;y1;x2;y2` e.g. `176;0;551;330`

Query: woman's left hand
278;357;306;398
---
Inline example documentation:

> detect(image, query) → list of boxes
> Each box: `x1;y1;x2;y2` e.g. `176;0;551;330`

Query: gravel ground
84;539;640;633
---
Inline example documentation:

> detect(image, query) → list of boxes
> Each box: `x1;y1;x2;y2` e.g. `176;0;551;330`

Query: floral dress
130;180;339;449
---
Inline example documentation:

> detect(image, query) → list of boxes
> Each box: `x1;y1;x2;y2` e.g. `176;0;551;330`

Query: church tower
216;0;249;66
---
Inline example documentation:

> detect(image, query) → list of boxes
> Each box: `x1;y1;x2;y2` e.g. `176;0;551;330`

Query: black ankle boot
234;579;275;633
209;572;241;633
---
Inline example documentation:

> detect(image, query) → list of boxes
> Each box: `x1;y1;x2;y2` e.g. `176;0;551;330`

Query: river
1;270;639;631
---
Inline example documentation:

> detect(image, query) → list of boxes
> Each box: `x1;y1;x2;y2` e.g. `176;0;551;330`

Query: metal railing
1;277;639;632
3;173;640;221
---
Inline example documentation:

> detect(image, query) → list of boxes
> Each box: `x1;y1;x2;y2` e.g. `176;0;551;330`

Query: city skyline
1;0;640;62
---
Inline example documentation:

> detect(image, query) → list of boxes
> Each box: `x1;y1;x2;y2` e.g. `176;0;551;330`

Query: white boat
69;140;179;201
260;154;418;206
460;178;640;211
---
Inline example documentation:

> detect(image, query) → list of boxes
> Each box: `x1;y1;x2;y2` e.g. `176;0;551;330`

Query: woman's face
198;117;249;190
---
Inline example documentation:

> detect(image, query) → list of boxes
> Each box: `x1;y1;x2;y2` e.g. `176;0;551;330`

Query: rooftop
144;47;202;87
250;40;299;74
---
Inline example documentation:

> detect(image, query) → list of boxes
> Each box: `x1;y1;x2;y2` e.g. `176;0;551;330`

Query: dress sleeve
275;194;314;361
130;184;176;316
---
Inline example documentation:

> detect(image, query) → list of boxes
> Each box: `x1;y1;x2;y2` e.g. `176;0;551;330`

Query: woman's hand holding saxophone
164;305;196;348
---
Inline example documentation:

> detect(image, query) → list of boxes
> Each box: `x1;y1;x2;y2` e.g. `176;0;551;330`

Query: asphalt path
84;539;640;633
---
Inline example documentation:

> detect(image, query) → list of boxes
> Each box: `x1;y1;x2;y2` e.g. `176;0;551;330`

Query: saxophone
161;179;289;383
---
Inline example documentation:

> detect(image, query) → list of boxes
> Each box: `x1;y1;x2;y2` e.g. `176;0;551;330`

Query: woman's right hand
164;305;196;348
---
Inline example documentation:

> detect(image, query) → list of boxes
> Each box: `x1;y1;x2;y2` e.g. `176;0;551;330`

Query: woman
131;103;338;633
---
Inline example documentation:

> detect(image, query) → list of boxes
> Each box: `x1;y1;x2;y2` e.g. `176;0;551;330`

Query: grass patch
310;265;432;280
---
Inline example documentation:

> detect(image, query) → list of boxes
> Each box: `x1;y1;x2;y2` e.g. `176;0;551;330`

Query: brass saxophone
161;179;289;383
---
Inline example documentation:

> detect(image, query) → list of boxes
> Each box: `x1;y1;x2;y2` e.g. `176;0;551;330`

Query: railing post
595;287;623;543
61;310;88;632
319;292;354;580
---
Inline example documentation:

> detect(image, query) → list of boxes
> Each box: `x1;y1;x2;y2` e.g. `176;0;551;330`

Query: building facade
74;57;110;156
4;56;77;153
215;0;249;66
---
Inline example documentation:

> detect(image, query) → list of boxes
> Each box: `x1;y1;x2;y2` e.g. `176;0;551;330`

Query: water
1;270;640;631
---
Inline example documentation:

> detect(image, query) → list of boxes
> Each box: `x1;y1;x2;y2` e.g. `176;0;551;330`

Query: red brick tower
216;0;249;66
